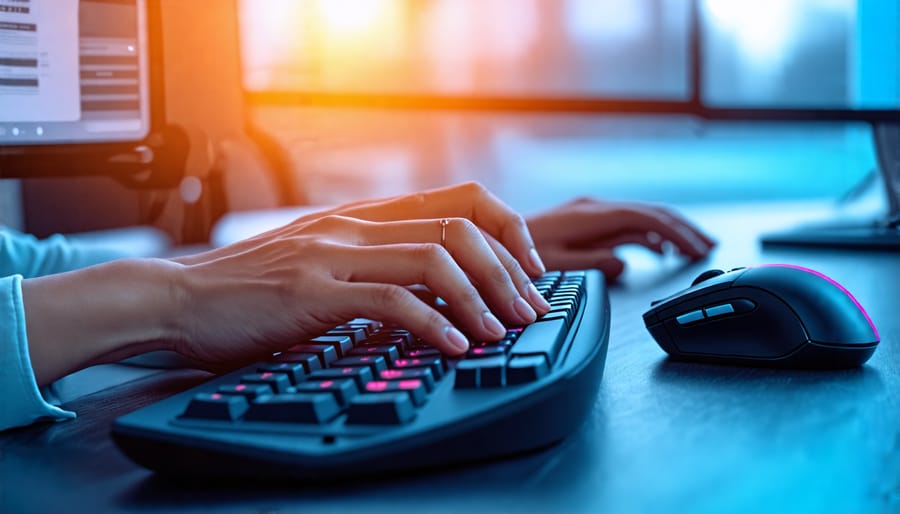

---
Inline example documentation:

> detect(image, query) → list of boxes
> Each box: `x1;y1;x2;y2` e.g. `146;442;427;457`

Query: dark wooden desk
2;202;899;514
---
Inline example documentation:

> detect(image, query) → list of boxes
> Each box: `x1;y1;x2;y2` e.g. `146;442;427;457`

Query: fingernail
482;311;507;338
527;283;551;312
512;297;537;323
444;326;469;352
529;247;546;275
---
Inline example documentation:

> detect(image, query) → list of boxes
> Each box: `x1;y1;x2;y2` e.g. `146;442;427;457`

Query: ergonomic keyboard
112;270;610;479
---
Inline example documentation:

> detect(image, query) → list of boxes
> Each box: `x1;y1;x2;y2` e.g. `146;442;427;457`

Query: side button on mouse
675;310;705;325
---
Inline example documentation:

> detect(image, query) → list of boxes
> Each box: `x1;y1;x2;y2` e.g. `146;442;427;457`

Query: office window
236;1;891;207
239;0;691;99
702;0;899;109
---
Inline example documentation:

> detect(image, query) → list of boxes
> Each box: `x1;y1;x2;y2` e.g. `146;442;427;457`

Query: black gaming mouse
642;264;880;368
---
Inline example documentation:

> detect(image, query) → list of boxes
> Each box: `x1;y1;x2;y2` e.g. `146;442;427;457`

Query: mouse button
647;278;734;313
703;303;734;318
675;309;705;325
663;288;806;358
730;299;757;314
737;267;878;345
652;287;739;322
697;298;756;322
663;302;806;358
691;269;725;286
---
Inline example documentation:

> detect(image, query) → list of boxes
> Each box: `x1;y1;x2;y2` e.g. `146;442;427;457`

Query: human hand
171;182;552;368
526;197;715;281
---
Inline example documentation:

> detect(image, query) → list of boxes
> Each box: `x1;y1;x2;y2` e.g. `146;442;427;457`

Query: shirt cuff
0;274;75;431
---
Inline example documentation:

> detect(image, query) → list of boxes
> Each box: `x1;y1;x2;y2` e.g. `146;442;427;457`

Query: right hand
169;182;552;369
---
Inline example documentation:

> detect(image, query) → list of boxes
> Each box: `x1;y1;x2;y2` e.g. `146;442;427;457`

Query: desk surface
2;202;899;514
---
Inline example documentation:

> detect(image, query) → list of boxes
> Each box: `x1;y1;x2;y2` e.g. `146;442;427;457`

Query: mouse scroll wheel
691;269;725;286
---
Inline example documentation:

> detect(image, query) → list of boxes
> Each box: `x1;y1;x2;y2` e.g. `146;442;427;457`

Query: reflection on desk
2;202;899;514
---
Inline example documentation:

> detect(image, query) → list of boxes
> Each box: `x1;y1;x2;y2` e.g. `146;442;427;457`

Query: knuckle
423;309;447;331
508;212;528;232
460;180;487;197
459;284;483;308
308;214;349;231
452;217;480;237
415;243;449;265
502;252;527;281
288;235;318;255
372;284;409;309
488;261;512;287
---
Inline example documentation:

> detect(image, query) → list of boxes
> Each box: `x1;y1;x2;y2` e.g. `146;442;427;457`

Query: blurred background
230;0;899;215
17;0;898;242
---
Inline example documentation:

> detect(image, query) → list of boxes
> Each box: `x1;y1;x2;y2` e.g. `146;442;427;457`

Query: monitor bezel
0;0;170;178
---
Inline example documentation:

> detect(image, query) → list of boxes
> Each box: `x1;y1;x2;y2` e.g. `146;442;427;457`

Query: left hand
526;197;715;281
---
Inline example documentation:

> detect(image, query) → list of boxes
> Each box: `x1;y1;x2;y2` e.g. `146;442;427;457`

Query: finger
480;231;552;315
350;217;540;325
329;281;470;356
589;208;711;259
334;182;548;277
540;247;626;281
586;232;666;255
646;205;717;248
327;242;510;342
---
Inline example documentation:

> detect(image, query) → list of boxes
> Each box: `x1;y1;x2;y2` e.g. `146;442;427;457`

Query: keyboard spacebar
510;318;567;365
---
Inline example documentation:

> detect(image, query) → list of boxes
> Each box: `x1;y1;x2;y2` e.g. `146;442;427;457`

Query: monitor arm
874;123;900;228
0;124;188;189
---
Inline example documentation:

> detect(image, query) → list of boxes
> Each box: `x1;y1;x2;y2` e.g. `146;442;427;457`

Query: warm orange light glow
314;0;389;35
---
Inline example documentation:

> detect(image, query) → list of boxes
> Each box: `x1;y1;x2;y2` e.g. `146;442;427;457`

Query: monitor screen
0;0;150;145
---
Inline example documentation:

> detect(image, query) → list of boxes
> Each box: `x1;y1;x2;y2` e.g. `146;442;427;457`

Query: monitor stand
760;123;900;250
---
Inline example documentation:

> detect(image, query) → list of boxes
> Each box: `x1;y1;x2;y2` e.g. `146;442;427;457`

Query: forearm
21;258;185;386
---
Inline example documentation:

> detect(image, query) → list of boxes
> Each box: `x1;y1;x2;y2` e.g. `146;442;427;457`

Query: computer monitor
0;0;184;186
0;0;151;145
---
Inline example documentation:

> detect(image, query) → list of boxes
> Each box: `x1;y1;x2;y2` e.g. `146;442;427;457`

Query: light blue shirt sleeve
0;274;75;431
0;229;136;431
0;229;131;278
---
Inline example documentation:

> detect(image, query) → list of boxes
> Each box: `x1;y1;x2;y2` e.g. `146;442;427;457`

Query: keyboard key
348;344;400;362
310;335;353;356
320;330;364;348
510;318;567;365
245;393;341;424
477;356;507;387
466;346;507;358
473;339;514;350
549;300;576;310
391;357;444;379
454;359;480;388
338;319;382;335
309;367;374;389
217;383;272;401
506;327;525;338
294;378;358;406
332;355;388;374
507;355;550;384
181;393;248;421
273;352;322;373
257;363;306;385
364;380;427;406
405;348;442;359
287;344;338;367
453;356;507;388
346;392;416;425
371;329;413;346
540;311;571;324
241;372;292;394
379;368;436;392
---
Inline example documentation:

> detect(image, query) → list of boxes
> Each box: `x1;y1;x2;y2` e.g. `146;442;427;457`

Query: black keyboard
112;270;610;479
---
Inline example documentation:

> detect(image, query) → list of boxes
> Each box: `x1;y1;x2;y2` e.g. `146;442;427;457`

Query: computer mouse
642;264;880;368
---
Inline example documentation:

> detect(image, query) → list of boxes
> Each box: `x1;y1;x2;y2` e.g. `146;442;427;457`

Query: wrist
22;258;188;385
